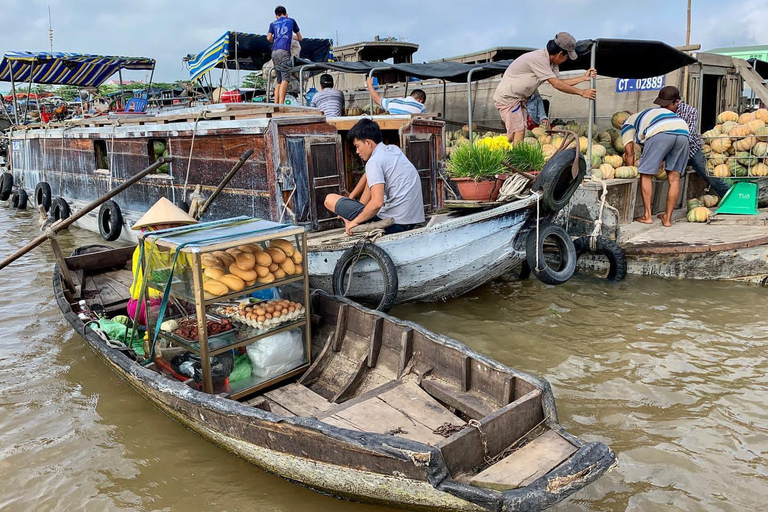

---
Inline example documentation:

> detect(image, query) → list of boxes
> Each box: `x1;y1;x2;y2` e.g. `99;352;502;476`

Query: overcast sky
1;0;766;86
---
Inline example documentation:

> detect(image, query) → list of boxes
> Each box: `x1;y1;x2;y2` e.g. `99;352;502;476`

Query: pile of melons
200;238;304;297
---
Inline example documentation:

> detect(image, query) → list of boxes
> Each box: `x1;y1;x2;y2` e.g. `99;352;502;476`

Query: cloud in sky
0;0;766;83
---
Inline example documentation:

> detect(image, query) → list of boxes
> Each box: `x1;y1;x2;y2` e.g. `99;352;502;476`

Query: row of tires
0;173;124;241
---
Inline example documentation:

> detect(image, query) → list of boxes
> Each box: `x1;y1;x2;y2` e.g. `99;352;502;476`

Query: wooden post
683;0;692;99
48;236;75;292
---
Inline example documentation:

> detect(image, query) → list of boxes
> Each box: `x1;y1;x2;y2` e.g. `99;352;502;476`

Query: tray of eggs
215;299;305;333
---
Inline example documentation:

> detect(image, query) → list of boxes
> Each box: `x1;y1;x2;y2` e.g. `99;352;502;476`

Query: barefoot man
621;88;690;227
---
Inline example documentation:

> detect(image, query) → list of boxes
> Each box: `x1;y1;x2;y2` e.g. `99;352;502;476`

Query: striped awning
188;32;231;82
0;51;156;87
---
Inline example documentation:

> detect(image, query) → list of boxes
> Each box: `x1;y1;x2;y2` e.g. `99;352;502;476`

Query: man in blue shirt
267;5;302;104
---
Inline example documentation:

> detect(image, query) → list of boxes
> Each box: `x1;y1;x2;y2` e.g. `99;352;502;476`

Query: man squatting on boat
324;119;426;236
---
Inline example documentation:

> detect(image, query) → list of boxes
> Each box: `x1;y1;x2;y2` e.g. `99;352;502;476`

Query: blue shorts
334;198;420;235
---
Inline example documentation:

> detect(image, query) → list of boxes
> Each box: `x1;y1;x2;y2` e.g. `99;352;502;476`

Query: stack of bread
200;238;304;297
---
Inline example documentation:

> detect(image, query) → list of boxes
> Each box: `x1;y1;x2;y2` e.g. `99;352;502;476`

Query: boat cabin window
148;138;171;174
93;140;109;170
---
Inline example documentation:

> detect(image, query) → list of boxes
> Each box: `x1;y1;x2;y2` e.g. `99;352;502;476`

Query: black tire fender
98;200;123;241
525;223;577;285
332;242;399;313
532;148;586;213
51;197;71;221
573;236;627;281
11;188;28;209
35;182;52;211
0;172;13;201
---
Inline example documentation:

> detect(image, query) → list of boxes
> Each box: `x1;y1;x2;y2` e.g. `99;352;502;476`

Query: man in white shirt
324;119;425;235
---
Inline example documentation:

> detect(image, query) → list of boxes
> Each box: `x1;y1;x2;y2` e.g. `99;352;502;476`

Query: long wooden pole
683;0;692;99
0;157;170;271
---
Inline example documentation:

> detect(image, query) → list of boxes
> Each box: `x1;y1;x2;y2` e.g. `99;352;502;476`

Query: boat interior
63;247;581;490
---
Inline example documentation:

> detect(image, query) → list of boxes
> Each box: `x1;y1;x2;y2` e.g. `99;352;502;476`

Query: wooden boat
55;245;615;511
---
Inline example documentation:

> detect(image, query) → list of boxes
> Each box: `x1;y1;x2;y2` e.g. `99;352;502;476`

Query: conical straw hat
132;197;198;230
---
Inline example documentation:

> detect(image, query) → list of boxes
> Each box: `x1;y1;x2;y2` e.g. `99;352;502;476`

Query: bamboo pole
0;157;171;271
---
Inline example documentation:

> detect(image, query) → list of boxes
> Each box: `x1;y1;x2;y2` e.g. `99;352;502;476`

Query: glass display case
137;216;311;398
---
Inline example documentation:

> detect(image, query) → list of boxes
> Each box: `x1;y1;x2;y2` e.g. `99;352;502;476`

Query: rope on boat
109;119;121;190
279;187;296;224
182;109;207;203
588;174;620;251
496;174;531;202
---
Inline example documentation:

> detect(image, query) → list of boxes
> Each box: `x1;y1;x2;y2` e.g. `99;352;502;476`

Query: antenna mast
48;6;54;51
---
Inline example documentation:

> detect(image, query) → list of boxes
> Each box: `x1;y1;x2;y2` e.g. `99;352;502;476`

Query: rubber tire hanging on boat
532;148;586;213
35;182;52;212
0;172;13;201
50;197;71;221
573;236;627;282
11;188;28;209
332;242;398;313
98;200;123;241
525;223;577;285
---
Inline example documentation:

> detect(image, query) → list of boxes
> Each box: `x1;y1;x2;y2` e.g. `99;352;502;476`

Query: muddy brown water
1;206;766;512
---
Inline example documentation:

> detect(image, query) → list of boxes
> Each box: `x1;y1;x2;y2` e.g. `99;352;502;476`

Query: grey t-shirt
365;144;425;225
310;88;345;117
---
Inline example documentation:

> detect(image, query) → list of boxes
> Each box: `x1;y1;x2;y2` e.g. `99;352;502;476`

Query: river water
0;205;766;512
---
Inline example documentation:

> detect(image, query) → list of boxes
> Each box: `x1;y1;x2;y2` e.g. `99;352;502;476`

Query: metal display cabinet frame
140;219;311;397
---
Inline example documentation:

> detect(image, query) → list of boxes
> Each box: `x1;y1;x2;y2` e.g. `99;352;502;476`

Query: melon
687;206;711;223
687;198;703;211
604;155;623;168
611;111;632;129
717;110;738;124
615;166;639;179
754;141;768;158
750;162;768;176
738;112;756;125
713;164;731;177
598;163;616;180
699;194;719;208
710;137;732;154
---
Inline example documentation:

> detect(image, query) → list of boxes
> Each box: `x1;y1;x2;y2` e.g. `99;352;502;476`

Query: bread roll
269;263;279;272
265;247;287;264
255;265;270;278
244;279;257;287
235;251;256;270
204;267;226;279
295;263;303;274
219;274;245;292
203;280;228;296
213;251;235;266
273;268;286;279
225;248;242;255
247;243;264;252
201;254;224;268
229;263;257;281
269;239;295;257
237;244;257;254
255;251;272;267
257;272;275;284
280;258;296;275
291;250;303;264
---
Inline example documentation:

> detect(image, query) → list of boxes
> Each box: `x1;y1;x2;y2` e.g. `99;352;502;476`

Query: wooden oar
193;149;254;220
0;157;171;272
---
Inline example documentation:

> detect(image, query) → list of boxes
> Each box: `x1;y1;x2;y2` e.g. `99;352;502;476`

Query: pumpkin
531;127;547;138
539;135;552;145
746;119;765;134
613;137;625;154
611;111;632;129
604;155;623;168
738;112;756;125
699;194;719;208
728;158;748;177
591;168;604;180
729;125;751;138
655;166;667;180
550;136;564;149
702;144;712;156
709;152;728;166
755;126;768;142
755;109;768;122
687;207;711;223
701;128;720;143
591;144;607;158
591;154;603;168
717;110;738;124
541;144;557;160
721;121;739;134
710;137;732;154
615;166;639;179
753;141;768;158
578;137;590;154
597;131;612;144
598;163;616;180
713;164;731;177
687;198;703;211
736;151;758;167
750;162;768;177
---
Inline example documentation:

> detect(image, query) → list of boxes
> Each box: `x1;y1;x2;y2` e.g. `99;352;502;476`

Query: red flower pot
453;177;505;201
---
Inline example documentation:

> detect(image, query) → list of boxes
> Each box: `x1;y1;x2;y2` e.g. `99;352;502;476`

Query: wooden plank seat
421;376;496;420
319;381;466;446
263;383;337;417
469;430;577;491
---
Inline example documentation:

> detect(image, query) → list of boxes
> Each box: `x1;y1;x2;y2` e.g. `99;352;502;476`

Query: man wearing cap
494;32;596;143
621;87;690;227
128;198;198;325
664;86;731;198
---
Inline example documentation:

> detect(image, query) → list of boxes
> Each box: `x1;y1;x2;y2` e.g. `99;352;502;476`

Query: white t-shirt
366;144;425;225
493;49;559;105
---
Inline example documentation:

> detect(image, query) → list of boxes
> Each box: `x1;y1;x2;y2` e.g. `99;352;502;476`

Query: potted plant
447;138;507;201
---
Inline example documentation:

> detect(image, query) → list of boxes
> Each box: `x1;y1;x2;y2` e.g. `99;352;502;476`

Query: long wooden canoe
54;245;615;511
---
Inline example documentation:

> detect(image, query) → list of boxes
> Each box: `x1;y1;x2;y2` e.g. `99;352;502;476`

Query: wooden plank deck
86;269;133;308
264;383;336;417
469;430;577;491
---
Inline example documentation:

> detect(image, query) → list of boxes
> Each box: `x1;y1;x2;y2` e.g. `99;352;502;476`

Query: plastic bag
229;353;252;383
171;351;234;383
246;329;305;380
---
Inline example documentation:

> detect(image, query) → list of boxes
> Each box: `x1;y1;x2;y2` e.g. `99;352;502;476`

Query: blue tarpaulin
0;51;155;87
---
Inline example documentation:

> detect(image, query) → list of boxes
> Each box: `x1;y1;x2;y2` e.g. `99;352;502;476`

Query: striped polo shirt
621;108;689;147
310;88;345;117
380;96;426;115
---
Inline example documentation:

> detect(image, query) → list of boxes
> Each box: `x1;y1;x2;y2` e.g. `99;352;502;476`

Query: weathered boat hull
308;196;538;304
53;250;615;511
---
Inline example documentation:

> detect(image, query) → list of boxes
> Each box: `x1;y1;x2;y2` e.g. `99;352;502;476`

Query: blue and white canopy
0;51;155;87
188;32;231;83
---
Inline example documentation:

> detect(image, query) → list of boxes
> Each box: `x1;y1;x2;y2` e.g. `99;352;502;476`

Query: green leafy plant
447;142;506;180
505;142;545;172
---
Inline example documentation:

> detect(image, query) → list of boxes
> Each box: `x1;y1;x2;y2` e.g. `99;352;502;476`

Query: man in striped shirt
310;74;345;117
366;77;427;115
622;86;690;227
675;97;730;197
